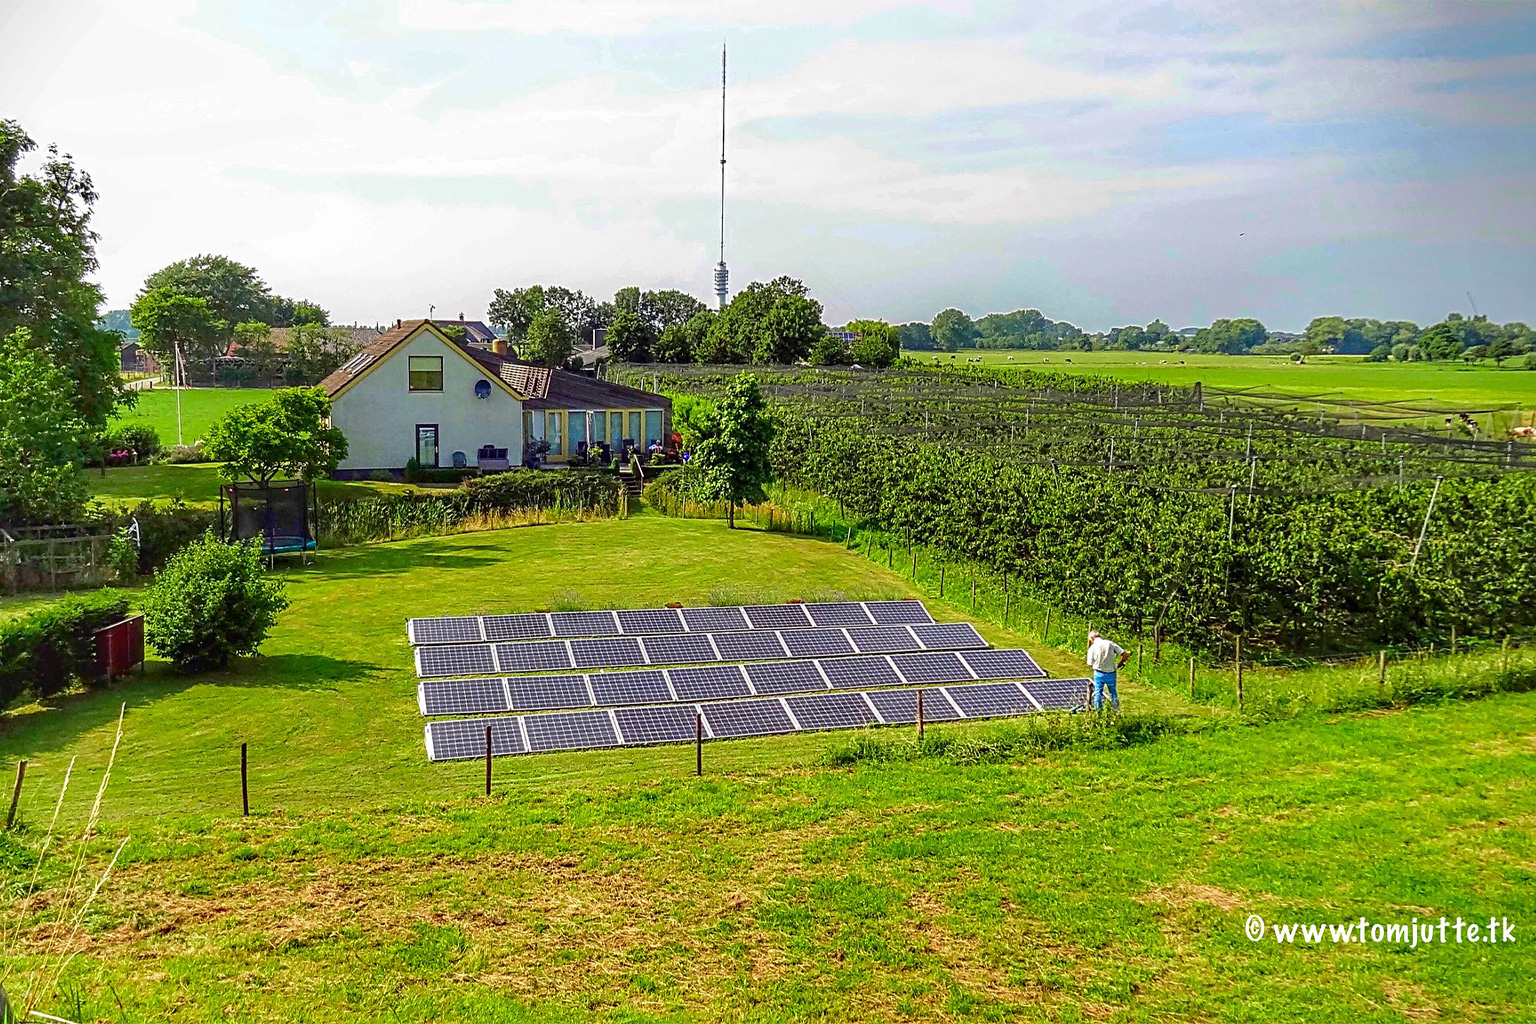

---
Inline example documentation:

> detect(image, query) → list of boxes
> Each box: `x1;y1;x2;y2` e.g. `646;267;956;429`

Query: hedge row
0;590;131;708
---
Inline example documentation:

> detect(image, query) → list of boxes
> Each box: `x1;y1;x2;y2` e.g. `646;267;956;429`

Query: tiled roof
318;319;431;396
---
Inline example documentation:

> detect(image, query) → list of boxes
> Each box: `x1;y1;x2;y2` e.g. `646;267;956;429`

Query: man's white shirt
1086;638;1125;673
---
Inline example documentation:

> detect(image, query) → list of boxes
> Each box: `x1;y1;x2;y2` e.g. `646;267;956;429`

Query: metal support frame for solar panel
423;677;1095;761
407;599;933;645
415;620;984;679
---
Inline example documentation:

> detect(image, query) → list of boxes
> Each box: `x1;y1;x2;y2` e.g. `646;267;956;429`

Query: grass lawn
85;462;436;509
111;387;273;445
3;518;1532;1021
906;349;1536;414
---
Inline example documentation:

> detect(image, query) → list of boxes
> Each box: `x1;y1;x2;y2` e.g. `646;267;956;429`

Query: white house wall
330;331;523;471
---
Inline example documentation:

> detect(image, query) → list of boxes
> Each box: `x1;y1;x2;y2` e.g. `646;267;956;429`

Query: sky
4;1;1536;332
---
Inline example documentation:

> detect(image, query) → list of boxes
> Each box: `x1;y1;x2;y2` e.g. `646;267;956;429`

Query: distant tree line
900;306;1536;365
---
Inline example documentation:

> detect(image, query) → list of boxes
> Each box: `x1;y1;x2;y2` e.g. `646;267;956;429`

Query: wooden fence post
1043;608;1052;645
939;565;945;597
241;744;249;816
1137;643;1144;680
695;714;703;776
1003;579;1010;623
1188;657;1196;701
1450;626;1457;655
484;726;493;795
916;690;925;742
1235;637;1244;711
5;759;25;830
970;580;976;611
1503;636;1511;674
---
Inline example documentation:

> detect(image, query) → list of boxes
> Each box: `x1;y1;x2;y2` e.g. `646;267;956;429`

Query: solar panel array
423;678;1091;760
417;647;1046;716
407;599;933;645
414;621;986;678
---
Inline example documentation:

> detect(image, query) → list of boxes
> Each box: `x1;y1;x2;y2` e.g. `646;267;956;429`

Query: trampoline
220;480;318;567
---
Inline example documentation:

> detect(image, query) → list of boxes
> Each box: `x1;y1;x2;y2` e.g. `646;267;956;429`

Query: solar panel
785;692;878;730
742;604;813;630
523;710;620;752
845;626;921;654
408;617;482;645
424;717;525;761
700;698;796;738
493;640;573;674
865;688;962;724
639;633;719;666
711;630;788;662
570;636;646;669
804;602;875;627
910;622;987;650
743;660;827;695
550;611;620;637
588;669;673;706
779;628;856;659
616;608;685;635
944;682;1036;718
668;665;751;701
679;605;750;632
890;651;975;684
864;600;933;625
416;644;497;679
506;673;591;711
615;704;700;745
961;648;1046;680
817;655;904;690
481;613;552;641
1021;677;1089;711
418;677;509;716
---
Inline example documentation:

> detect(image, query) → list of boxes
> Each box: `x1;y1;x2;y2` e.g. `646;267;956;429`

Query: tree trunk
727;503;735;529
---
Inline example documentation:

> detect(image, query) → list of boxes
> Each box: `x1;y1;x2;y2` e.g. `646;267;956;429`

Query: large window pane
593;411;608;445
611;411;625;443
569;412;588;448
415;424;438;467
644;410;662;446
548;412;563;456
408;356;443;392
628;411;641;443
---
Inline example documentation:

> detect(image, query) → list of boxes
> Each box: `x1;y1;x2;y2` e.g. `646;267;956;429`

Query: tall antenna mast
713;42;730;309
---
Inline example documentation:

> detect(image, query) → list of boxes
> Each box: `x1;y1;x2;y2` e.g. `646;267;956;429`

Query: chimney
458;312;464;321
394;319;401;328
492;337;508;356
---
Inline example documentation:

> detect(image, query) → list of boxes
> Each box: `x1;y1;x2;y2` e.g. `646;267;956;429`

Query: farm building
320;319;669;477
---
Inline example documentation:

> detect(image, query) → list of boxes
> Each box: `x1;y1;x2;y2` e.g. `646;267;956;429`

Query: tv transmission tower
713;43;730;310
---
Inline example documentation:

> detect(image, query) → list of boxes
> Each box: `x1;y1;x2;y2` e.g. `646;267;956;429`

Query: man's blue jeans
1093;670;1119;710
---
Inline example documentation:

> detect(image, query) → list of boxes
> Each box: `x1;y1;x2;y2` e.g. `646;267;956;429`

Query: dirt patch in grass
1139;883;1246;913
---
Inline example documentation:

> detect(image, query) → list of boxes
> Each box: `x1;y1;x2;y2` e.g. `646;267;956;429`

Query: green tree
845;319;899;367
1390;342;1412;363
0;119;128;434
487;285;547;342
809;332;849;366
691;373;774;528
897;322;932;351
1487;337;1516;366
642;289;708;332
753;293;824;364
143;533;289;673
655;323;692;363
607;309;653;362
1303;316;1347;352
203;387;348;484
522;307;575;367
287;299;330;326
285;324;367;384
1418;322;1464;362
141;254;291;328
0;328;90;523
1192;318;1267;355
930;308;977;352
1365;342;1392;363
129;287;228;371
232;321;281;378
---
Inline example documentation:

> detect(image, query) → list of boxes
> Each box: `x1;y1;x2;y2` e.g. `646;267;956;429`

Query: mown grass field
111;387;272;445
3;517;1534;1022
904;350;1536;413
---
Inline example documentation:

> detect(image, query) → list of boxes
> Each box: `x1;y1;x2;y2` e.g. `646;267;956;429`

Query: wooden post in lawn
845;524;852;549
1503;636;1511;674
1137;642;1144;680
1450;626;1457;655
910;547;917;578
970;579;976;611
240;744;249;817
1234;637;1244;711
5;760;25;830
695;714;703;776
1003;578;1010;623
1043;608;1052;645
484;726;492;796
1188;657;1196;701
916;690;925;742
939;564;945;597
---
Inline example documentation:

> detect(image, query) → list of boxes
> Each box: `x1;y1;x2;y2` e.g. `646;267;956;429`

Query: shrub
91;500;219;573
142;533;289;673
0;590;131;706
102;422;161;464
159;442;210;465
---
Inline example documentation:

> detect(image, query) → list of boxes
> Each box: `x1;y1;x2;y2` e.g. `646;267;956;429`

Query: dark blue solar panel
417;644;497;679
639;633;719;666
780;629;856;659
408;616;482;645
523;710;620;752
711;630;788;662
890;652;974;684
1022;677;1090;711
425;717;525;761
480;613;552;641
569;636;646;669
817;655;903;690
494;640;573;674
804;602;875;627
701;698;795;738
784;692;878;730
550;611;620;637
506;673;591;711
960;648;1045;680
864;600;933;625
743;604;813;630
588;669;672;706
679;605;750;632
418;677;508;716
845;626;921;654
668;665;751;701
944;682;1036;718
910;622;987;650
865;688;962;724
743;660;827;695
615;705;700;745
616;608;685;634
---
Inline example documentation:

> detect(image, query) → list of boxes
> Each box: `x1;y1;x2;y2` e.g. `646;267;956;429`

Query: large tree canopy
0;119;127;434
691;373;775;528
140;254;320;329
130;287;227;367
930;308;977;352
521;308;575;368
0;328;91;524
203;387;348;484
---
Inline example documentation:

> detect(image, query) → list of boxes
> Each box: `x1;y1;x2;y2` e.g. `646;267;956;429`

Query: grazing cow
1512;426;1536;438
1043;356;1049;362
1064;358;1073;363
1006;355;1014;360
1160;359;1168;364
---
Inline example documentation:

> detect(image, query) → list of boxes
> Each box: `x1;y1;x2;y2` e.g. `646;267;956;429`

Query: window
569;411;588;450
415;424;439;468
644;410;662;446
408;355;443;392
593;411;608;446
547;411;564;457
627;411;642;444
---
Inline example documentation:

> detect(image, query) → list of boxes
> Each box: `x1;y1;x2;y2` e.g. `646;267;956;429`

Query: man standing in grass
1086;629;1129;711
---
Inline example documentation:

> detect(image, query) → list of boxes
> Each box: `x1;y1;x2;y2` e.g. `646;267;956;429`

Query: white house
320;319;670;476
